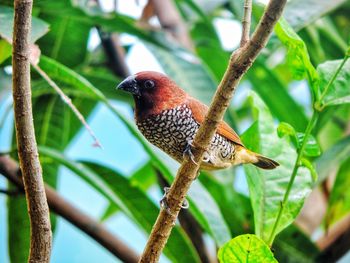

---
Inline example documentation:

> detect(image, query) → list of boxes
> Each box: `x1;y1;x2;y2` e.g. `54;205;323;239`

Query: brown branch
0;155;139;263
12;0;52;262
316;213;350;262
139;1;287;262
97;29;130;79
240;0;252;47
156;171;210;263
150;0;193;50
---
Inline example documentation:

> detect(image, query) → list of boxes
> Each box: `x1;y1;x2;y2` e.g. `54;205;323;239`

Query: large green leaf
190;20;230;82
241;92;312;243
316;136;350;183
317;59;350;107
248;60;308;131
39;147;201;263
0;5;49;43
218;234;278;263
325;158;350;228
36;4;91;67
275;17;319;99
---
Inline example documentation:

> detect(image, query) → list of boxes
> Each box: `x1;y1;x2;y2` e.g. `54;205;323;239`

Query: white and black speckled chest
136;104;235;165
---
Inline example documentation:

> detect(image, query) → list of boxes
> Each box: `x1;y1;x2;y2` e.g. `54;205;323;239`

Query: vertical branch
12;0;52;262
139;0;287;262
151;0;193;50
240;0;252;47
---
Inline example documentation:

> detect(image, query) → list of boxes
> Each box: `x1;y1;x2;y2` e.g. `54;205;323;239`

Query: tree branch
139;1;287;262
316;213;350;262
12;0;52;261
240;0;252;47
147;0;193;50
156;171;210;263
0;155;139;263
97;29;130;78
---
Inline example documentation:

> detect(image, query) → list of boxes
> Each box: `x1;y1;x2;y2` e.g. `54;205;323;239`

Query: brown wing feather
187;97;244;146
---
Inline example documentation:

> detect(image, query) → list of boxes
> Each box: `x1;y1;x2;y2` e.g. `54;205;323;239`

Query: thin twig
0;155;139;263
0;188;21;196
31;63;102;148
139;1;287;262
240;0;252;47
12;0;52;261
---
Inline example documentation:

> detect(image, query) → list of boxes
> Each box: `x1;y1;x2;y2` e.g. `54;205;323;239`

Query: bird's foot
160;187;189;214
183;142;198;165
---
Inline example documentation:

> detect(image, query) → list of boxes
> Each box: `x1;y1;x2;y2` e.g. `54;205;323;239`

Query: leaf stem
317;51;350;108
268;111;319;245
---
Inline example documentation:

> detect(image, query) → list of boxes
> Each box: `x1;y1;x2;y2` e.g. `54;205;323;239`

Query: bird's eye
144;80;155;89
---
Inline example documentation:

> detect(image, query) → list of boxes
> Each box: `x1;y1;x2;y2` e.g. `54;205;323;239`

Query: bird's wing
187;97;244;146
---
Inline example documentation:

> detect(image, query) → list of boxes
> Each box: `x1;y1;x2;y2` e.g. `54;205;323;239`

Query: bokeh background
1;0;350;262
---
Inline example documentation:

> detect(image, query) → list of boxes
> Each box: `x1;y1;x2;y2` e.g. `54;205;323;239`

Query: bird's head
117;71;187;119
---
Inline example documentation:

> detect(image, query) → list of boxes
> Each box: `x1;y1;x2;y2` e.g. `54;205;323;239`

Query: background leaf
317;59;350;106
325;158;350;227
0;5;49;43
241;92;312;242
218;234;278;263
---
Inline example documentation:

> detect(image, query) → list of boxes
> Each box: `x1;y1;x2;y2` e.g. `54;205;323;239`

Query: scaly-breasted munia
117;71;279;170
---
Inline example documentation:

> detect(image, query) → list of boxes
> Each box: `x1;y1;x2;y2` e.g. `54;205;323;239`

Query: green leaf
100;202;120;222
325;158;350;227
296;133;321;157
273;225;319;263
277;122;298;146
190;20;230;81
200;172;253;236
248;61;308;131
37;4;90;67
241;92;312;242
300;158;318;182
0;5;49;43
218;234;278;263
39;147;201;263
0;39;11;64
316;136;350;183
7;185;30;263
130;162;157;192
317;59;350;106
284;0;347;31
38;55;101;99
35;0;162;64
275;17;319;98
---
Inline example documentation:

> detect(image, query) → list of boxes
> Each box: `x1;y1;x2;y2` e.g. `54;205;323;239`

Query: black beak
117;75;141;97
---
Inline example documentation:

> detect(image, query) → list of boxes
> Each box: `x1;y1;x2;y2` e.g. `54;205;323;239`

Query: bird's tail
252;154;279;170
235;147;279;170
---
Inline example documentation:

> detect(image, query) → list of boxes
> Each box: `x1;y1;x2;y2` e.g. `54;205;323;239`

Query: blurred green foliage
1;0;350;262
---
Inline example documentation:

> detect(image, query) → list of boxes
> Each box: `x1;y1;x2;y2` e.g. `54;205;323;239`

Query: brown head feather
133;71;187;120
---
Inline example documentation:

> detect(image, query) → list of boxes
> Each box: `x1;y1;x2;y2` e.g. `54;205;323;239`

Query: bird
117;71;279;171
